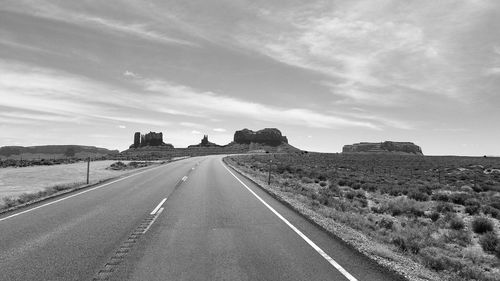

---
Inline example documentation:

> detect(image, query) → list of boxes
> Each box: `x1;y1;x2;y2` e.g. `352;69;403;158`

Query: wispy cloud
485;67;500;76
0;60;173;126
0;60;384;131
234;1;495;105
73;14;197;47
3;2;196;47
180;122;202;128
213;128;226;132
140;78;380;129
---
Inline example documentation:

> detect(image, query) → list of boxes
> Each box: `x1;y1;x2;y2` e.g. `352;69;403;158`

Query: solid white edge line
143;207;164;234
0;164;167;223
150;198;167;215
222;161;358;281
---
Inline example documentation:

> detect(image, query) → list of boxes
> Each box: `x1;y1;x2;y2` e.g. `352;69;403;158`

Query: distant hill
342;141;423;155
0;145;119;159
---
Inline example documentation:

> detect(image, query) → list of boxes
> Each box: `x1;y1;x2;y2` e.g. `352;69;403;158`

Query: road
0;155;403;281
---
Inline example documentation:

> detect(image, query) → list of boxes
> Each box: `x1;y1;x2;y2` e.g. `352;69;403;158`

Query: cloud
4;3;196;47
191;130;202;135
213;128;226;132
0;60;175;126
234;1;496;106
140;78;380;129
180;122;202;128
124;71;139;78
485;67;500;76
118;125;126;129
73;14;197;47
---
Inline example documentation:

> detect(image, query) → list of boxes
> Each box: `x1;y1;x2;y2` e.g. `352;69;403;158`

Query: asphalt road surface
0;155;403;281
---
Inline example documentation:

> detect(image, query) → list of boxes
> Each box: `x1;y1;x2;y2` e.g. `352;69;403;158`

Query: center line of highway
222;162;358;281
150;198;167;215
143;207;164;234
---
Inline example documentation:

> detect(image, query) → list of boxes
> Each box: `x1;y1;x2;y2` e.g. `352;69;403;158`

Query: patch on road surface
93;166;197;280
93;207;164;281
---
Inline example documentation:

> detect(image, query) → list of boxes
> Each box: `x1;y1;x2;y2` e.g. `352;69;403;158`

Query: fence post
268;159;272;185
86;157;90;184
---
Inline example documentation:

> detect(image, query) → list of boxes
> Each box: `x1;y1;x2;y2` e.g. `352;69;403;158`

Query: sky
0;0;499;156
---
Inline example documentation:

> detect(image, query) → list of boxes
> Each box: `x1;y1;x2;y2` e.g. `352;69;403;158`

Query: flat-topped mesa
129;131;174;148
234;128;288;146
342;141;423;155
188;135;221;148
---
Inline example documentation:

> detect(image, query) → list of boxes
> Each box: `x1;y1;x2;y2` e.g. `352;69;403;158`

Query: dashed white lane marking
150;198;167;215
0;164;167;223
222;162;358;281
143;207;164;234
181;176;188;182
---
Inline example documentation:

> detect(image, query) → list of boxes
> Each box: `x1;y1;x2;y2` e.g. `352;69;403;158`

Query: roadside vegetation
0;160;163;211
106;161;160;170
226;153;500;281
0;182;91;211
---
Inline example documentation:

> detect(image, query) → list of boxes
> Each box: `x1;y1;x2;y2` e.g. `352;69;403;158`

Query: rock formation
129;131;173;148
188;135;220;148
342;141;423;155
233;128;288;146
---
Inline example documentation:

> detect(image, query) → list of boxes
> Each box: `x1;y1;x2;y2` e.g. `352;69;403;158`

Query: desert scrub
448;216;465;230
226;153;500;280
479;232;499;252
471;217;494;234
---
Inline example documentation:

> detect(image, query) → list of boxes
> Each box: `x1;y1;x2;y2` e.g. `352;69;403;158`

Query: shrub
471;217;494;234
391;228;424;254
495;244;500;259
449;217;465;230
420;247;448;271
361;183;377;192
17;193;39;204
408;190;429;201
2;197;17;209
301;177;314;184
392;236;407;252
328;184;341;196
483;205;500;219
449;192;468;205
465;204;480;215
444;230;471;247
351;182;362;190
429;212;440;222
490;200;500;210
432;192;450;202
479;232;499;252
378;217;394;230
319;181;327;187
464;198;480;206
345;190;356;200
337;179;347;186
436;202;454;214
